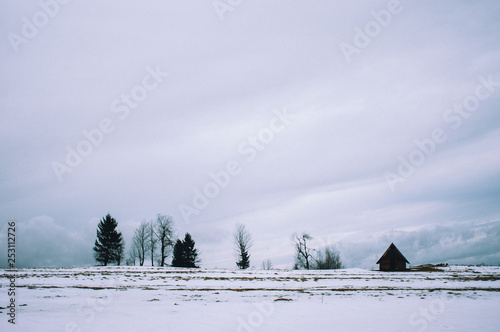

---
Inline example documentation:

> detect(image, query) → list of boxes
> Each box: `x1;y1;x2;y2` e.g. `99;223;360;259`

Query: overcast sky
1;0;499;269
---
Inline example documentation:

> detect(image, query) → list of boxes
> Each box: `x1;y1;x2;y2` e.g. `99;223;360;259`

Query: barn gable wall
377;243;409;271
378;257;407;271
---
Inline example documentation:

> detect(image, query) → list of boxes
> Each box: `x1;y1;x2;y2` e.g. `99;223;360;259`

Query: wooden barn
376;243;409;271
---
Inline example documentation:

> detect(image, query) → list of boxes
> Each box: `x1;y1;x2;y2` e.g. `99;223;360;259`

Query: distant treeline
93;214;343;270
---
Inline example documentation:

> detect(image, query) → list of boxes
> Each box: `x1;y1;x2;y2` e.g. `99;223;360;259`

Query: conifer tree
93;214;124;266
234;224;252;269
171;233;199;268
171;239;185;267
237;250;250;270
183;233;199;268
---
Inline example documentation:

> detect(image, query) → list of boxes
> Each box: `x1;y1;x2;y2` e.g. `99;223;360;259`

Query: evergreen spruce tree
171;239;186;267
236;249;250;269
171;233;199;268
183;233;199;268
93;214;124;266
233;224;252;269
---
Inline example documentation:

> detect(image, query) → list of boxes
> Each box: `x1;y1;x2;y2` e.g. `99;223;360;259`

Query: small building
376;243;409;271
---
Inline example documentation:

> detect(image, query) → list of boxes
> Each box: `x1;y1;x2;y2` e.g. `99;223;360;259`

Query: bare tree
125;247;137;266
148;220;158;266
261;259;272;270
116;237;125;266
292;232;313;270
155;214;175;267
313;246;343;269
132;221;148;266
234;224;252;269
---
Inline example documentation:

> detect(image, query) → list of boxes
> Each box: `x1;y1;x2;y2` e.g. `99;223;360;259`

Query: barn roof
376;243;409;264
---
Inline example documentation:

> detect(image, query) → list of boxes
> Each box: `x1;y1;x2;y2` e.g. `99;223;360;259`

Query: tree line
93;213;199;268
93;214;343;270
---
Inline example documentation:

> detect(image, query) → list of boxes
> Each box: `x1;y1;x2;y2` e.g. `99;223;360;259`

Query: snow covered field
1;265;500;332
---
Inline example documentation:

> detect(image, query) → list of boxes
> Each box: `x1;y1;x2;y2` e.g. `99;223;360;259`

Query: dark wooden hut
376;243;409;271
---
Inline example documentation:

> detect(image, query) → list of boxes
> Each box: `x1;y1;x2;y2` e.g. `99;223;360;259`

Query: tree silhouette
313;246;343;270
131;221;148;266
171;239;185;267
93;214;124;266
261;259;272;270
155;214;175;267
234;224;252;269
148;220;158;266
171;233;200;268
183;233;199;268
292;232;313;270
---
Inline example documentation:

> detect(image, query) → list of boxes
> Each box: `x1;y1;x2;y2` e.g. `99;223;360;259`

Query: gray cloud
0;216;93;268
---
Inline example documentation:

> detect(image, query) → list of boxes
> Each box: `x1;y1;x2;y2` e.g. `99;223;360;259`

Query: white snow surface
1;266;500;331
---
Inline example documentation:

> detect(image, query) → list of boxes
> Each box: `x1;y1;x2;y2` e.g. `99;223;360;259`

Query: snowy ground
1;265;499;332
